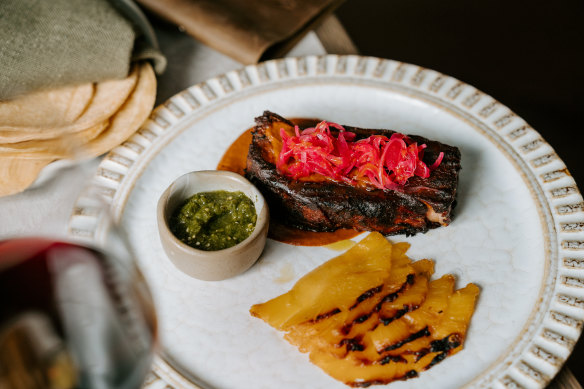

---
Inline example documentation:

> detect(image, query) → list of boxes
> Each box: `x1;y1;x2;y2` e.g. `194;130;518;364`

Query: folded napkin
0;0;166;100
136;0;344;64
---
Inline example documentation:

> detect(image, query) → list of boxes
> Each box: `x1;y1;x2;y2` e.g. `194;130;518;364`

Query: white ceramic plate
69;55;584;389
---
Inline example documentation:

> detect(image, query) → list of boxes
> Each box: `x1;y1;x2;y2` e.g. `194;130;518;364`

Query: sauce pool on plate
217;119;361;246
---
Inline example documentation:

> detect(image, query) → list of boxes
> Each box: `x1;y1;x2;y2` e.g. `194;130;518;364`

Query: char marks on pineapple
382;327;431;352
311;308;342;323
350;284;384;310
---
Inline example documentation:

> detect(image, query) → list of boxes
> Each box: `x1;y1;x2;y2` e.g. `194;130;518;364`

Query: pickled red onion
276;121;443;189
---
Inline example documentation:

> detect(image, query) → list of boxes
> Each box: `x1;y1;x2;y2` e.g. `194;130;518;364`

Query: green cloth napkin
0;0;165;100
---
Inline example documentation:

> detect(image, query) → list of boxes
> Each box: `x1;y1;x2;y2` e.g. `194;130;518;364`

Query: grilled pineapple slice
309;347;440;387
250;232;393;330
310;283;479;386
377;259;433;326
250;233;480;387
328;259;435;360
283;240;422;357
366;275;455;354
382;283;480;358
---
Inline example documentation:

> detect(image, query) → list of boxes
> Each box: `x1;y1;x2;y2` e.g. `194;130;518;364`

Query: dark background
336;0;584;385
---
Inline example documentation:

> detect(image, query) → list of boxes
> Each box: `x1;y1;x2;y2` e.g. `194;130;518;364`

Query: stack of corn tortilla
0;62;156;197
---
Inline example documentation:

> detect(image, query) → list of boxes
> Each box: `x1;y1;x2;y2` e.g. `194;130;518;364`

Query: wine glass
0;159;157;389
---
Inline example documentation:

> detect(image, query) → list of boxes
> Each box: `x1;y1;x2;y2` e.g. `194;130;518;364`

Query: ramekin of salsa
157;170;269;281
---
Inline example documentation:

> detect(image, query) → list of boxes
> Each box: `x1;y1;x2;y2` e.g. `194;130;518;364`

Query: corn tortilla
0;83;94;128
0;157;55;197
0;66;138;139
83;62;156;157
0;62;156;196
0;120;109;158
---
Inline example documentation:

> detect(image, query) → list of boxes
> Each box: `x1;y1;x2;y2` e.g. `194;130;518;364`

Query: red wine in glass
0;238;156;389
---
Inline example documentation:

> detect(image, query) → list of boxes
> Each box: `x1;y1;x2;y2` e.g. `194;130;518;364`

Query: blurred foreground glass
0;158;156;388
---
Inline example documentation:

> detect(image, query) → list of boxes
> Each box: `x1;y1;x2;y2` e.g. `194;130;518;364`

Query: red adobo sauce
217;119;361;246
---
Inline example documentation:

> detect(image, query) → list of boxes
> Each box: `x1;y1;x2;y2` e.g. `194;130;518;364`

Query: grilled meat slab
245;111;461;236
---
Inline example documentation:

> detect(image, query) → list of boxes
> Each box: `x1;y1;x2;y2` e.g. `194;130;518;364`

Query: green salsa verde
170;190;257;251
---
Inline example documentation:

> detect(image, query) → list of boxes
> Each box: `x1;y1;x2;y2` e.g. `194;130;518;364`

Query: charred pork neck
245;111;461;236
